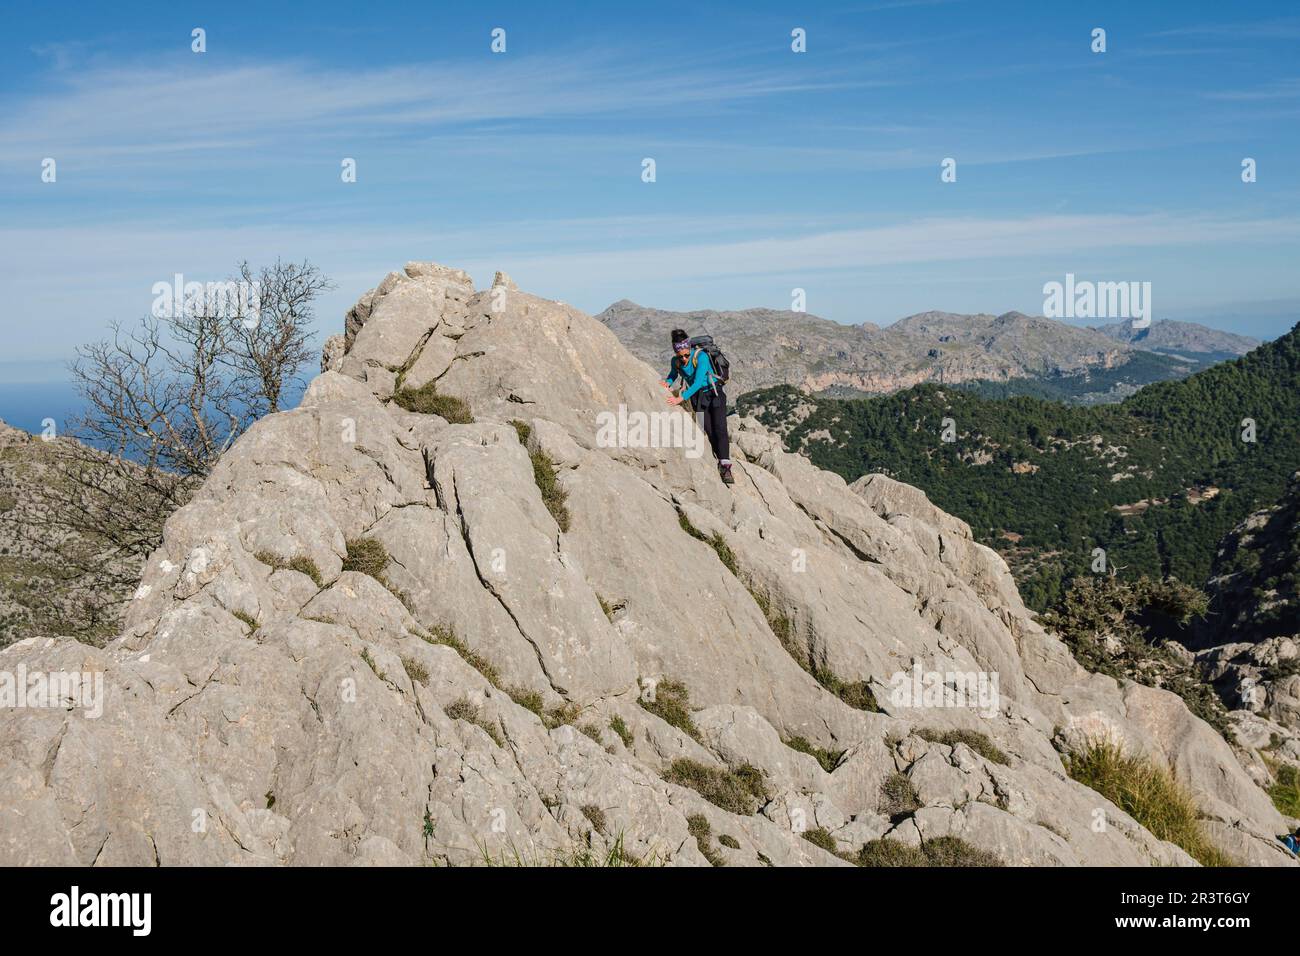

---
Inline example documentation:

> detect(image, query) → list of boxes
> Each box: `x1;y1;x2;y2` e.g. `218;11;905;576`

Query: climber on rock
662;327;733;484
1280;827;1300;857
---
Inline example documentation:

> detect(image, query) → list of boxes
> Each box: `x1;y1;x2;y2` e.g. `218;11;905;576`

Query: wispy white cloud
0;52;885;167
472;213;1300;284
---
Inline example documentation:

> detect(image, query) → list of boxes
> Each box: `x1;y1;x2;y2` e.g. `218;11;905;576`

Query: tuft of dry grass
854;837;1003;867
687;814;725;867
421;624;501;688
402;657;429;686
664;759;769;815
784;735;845;773
1066;740;1234;867
342;537;389;580
445;697;503;747
916;727;1009;765
638;678;701;741
609;715;634;749
878;772;922;819
255;550;323;587
392;381;474;423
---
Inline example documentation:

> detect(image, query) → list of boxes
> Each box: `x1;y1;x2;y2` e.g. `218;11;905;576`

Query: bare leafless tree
225;259;334;417
11;259;331;640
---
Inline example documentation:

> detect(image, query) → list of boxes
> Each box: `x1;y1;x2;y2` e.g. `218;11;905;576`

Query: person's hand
659;380;670;389
666;394;682;406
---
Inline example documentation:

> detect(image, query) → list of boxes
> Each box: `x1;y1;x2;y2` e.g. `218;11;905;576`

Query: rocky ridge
1;262;1293;867
1092;320;1260;358
598;301;1215;398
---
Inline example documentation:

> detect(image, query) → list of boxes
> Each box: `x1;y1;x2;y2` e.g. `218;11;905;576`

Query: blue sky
3;0;1299;367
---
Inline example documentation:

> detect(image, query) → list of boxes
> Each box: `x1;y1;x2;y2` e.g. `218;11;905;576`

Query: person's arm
679;351;714;401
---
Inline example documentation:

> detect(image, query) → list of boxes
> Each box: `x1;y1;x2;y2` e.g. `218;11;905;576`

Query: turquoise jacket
665;349;717;401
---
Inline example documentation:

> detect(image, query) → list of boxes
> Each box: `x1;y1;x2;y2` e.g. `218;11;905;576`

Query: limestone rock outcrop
2;264;1292;867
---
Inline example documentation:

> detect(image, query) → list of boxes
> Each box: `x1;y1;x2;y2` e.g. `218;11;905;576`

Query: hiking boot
720;463;735;485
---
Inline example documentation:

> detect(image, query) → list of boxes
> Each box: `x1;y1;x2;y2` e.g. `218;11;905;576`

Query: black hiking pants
692;389;730;463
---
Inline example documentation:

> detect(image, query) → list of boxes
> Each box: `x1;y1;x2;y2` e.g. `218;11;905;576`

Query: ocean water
0;379;84;437
0;364;305;441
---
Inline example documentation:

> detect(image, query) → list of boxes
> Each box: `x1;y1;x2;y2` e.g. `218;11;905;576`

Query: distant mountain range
598;301;1260;404
737;322;1299;614
1091;320;1260;360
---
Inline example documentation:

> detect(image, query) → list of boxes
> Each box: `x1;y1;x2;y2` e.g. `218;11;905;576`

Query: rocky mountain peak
598;302;1163;397
2;262;1292;867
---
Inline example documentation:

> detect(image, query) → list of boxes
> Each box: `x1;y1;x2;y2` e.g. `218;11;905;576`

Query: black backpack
688;335;730;386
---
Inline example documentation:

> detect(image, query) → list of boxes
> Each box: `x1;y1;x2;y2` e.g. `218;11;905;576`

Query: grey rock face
321;334;346;373
2;264;1292;867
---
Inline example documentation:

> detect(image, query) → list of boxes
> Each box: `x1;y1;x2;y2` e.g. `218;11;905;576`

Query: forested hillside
738;324;1300;610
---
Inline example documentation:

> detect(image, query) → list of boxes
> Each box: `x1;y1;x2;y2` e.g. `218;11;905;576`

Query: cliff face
598;301;1138;396
1;263;1292;867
